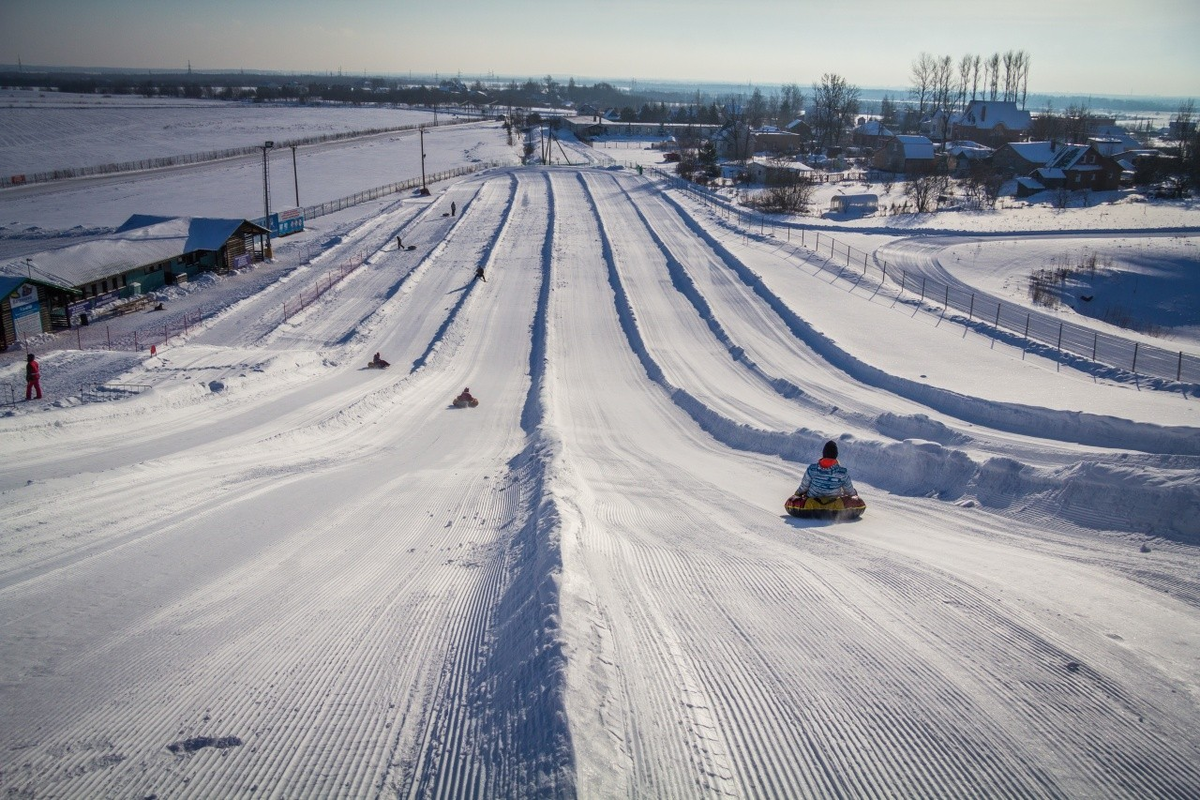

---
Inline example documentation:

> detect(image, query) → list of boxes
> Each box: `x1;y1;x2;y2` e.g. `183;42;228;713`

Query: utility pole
260;141;274;220
419;127;430;195
290;145;299;207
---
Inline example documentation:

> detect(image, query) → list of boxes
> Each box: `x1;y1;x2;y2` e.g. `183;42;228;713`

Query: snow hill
1;104;1199;797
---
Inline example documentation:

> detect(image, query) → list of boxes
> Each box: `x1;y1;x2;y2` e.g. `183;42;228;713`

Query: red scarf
818;458;838;468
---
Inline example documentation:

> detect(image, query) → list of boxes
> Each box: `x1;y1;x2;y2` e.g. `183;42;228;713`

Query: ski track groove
569;168;1200;797
5;166;1200;798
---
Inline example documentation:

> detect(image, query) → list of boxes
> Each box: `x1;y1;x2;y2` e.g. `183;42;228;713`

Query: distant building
746;157;815;184
872;134;935;173
943;141;994;176
752;129;806;154
991;141;1059;177
851;119;893;148
1032;143;1124;192
953;100;1032;146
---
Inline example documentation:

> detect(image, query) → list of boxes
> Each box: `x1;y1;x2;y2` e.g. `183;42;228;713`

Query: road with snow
2;156;1200;797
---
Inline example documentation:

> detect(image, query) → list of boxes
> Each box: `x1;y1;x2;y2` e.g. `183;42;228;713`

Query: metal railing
1;117;483;188
661;172;1199;385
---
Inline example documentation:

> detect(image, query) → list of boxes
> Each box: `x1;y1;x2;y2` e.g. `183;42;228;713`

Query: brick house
953;100;1032;147
872;134;935;173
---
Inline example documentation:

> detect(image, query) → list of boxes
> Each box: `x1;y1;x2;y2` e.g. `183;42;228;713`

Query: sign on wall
269;208;305;237
10;285;43;341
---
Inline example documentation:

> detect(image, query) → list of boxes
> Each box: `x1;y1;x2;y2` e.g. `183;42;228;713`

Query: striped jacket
798;458;856;498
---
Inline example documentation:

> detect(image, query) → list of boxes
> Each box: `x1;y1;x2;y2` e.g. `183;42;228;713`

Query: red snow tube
785;493;866;521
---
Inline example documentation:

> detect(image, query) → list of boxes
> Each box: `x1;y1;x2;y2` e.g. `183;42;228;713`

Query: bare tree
1064;101;1092;144
752;167;818;214
1171;99;1196;165
910;52;936;122
745;87;768;128
777;83;805;126
987;53;1001;101
1017;51;1031;109
957;55;974;111
931;55;955;142
811;73;860;150
903;165;950;212
1002;51;1018;102
971;55;982;104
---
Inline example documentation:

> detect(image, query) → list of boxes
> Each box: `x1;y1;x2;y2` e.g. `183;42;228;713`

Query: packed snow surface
1;98;1199;797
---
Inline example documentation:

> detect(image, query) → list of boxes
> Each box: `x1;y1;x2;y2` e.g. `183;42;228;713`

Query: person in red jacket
25;352;43;400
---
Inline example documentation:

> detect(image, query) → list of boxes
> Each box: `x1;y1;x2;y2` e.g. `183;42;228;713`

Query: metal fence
294;160;508;222
281;255;365;322
663;173;1199;385
1;117;483;189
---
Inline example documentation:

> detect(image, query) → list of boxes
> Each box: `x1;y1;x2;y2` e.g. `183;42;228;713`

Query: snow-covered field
1;98;1200;797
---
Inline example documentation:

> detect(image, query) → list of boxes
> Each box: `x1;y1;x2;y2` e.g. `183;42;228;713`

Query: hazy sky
2;0;1198;98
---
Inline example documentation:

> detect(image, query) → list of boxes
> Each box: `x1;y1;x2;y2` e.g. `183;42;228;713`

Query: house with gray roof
953;100;1032;147
991;141;1059;177
3;216;270;328
872;134;936;173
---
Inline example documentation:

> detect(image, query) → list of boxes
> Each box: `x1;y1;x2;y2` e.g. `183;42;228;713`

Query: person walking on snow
25;352;42;401
451;201;456;217
797;440;856;498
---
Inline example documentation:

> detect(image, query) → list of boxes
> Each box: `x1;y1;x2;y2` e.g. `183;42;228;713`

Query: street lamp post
419;127;430;196
290;144;299;207
260;141;275;221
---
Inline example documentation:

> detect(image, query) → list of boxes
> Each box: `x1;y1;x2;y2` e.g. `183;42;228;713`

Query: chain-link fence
662;173;1199;385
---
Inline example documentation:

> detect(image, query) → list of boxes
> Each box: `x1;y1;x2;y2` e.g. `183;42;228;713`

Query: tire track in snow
655;183;1200;457
570;168;1198;796
392;170;574;798
584;172;1198;539
0;173;561;798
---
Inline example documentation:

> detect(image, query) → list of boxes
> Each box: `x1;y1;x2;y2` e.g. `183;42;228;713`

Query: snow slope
1;113;1199;797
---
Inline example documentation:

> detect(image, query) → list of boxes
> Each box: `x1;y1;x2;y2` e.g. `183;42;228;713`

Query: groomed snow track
1;166;1198;798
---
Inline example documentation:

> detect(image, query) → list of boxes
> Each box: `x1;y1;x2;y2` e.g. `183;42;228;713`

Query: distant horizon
2;0;1197;98
1;63;1194;108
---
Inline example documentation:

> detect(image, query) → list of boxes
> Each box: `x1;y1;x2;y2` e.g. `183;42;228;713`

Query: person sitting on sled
455;387;477;405
797;440;856;499
371;352;390;368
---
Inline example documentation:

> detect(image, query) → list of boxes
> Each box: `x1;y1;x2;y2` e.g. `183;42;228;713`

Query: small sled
785;493;866;521
452;396;479;409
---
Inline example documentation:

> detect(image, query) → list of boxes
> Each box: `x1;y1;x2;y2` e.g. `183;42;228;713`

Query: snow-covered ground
1;98;1200;797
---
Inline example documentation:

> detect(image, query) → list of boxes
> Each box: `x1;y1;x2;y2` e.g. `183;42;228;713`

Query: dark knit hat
822;440;838;459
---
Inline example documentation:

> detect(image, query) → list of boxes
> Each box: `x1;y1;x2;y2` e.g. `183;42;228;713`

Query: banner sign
10;285;43;341
269;208;305;237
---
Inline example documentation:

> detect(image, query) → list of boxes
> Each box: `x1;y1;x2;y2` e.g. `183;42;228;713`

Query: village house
943;141;994;176
953;100;1032;147
872;134;936;173
1032;142;1125;193
752;128;806;155
991;141;1059;177
785;118;814;141
746;157;815;185
851;119;893;149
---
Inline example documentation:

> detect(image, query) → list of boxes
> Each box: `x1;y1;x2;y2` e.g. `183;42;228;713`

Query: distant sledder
452;387;479;408
367;352;391;369
785;440;866;521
